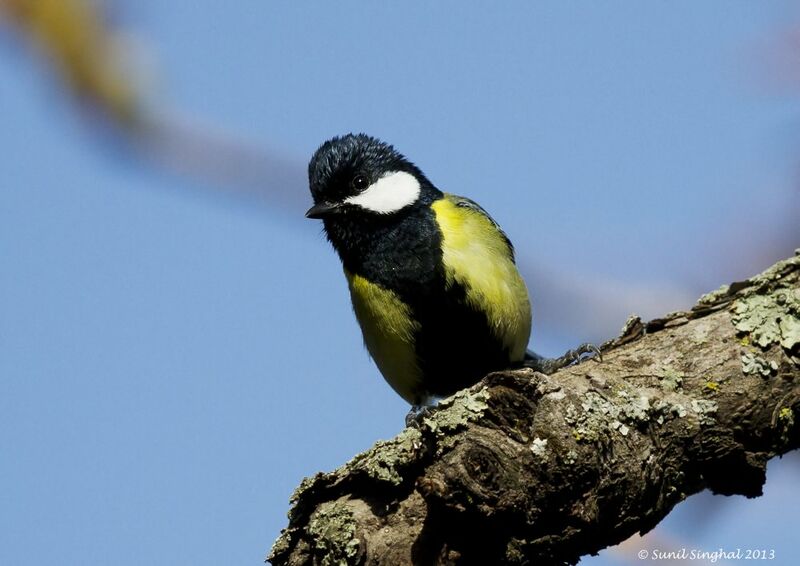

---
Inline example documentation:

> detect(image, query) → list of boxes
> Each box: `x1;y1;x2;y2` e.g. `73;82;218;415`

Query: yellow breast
344;270;422;403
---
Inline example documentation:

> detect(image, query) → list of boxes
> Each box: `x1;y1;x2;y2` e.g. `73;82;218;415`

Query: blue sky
1;2;799;565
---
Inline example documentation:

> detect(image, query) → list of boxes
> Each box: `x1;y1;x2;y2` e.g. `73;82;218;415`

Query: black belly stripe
408;279;512;397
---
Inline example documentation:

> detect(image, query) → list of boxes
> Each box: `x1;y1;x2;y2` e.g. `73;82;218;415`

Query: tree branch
269;252;800;566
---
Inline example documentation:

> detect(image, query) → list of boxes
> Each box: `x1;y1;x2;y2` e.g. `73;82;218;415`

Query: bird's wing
432;193;531;361
450;195;515;261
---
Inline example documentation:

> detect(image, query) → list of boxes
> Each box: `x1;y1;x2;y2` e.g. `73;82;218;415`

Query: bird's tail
524;349;545;363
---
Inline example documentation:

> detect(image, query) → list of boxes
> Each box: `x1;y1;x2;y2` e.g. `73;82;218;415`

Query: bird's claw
405;404;434;428
525;342;602;375
564;342;602;364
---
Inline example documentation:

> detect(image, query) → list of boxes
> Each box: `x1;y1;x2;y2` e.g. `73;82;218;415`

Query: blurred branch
1;0;140;123
0;0;305;209
132;110;305;210
269;253;800;565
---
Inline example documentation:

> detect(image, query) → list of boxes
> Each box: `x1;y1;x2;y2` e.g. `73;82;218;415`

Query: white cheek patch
344;171;421;214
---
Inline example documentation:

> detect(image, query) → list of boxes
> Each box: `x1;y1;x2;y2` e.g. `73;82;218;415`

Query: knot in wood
464;443;504;493
427;431;523;512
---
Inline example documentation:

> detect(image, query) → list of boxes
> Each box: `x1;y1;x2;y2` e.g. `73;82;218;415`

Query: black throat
323;192;444;297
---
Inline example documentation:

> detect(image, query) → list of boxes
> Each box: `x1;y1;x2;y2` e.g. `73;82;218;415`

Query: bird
306;134;596;423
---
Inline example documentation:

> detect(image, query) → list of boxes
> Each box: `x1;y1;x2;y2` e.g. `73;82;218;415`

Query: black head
306;134;438;220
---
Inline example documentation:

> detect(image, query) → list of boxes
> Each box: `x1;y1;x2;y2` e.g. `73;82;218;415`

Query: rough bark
269;252;800;566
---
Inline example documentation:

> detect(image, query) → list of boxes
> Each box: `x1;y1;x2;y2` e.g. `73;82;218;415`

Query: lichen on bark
269;252;800;566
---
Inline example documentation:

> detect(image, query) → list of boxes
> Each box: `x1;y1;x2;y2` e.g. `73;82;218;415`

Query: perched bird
306;134;594;422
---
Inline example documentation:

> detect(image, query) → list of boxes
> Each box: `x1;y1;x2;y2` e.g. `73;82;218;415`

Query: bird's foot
404;395;444;427
524;342;602;375
405;404;434;428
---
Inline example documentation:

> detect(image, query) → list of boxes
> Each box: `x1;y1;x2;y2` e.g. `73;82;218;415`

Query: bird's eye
352;175;369;191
